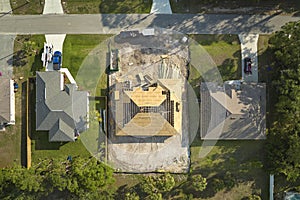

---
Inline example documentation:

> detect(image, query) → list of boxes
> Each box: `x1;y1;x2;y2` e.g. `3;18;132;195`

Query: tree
0;157;115;199
190;174;207;192
67;157;114;195
269;21;300;73
23;40;36;56
140;173;175;198
125;190;140;200
266;20;300;182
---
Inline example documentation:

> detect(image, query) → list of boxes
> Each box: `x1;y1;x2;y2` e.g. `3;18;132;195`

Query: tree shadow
30;48;43;75
11;50;27;67
188;140;268;199
99;0;152;14
217;58;236;81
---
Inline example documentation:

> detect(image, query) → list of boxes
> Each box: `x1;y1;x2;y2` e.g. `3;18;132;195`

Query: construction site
107;29;191;173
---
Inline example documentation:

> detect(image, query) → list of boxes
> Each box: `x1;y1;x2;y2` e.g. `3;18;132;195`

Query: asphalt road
0;13;299;35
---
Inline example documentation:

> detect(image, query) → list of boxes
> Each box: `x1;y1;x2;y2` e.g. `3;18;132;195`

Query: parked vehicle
53;51;62;70
13;82;19;92
244;57;252;75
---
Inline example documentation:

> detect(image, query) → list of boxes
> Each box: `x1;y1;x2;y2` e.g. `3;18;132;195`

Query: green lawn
170;0;300;14
189;34;241;85
62;0;153;14
10;0;45;14
13;35;45;79
188;139;268;199
63;34;112;78
31;133;91;165
0;127;21;168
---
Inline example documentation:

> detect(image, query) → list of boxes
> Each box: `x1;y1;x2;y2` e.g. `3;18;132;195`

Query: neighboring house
0;77;15;126
36;71;89;142
200;81;266;139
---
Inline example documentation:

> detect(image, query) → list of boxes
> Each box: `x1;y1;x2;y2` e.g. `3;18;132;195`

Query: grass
170;0;300;14
13;35;45;78
63;34;112;78
0;127;21;168
31;134;91;165
189;34;241;85
188;139;268;199
10;0;45;14
62;0;153;14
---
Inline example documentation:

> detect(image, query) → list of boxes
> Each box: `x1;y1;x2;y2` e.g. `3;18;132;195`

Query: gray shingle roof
0;77;11;123
200;82;266;139
36;71;88;142
49;119;75;142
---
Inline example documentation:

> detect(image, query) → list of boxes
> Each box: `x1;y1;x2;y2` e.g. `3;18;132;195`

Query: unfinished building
107;29;190;173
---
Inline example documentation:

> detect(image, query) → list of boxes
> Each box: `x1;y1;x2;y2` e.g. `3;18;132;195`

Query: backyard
109;139;268;199
188;139;268;199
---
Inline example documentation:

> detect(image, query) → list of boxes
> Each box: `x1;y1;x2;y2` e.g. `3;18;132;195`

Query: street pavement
239;34;259;82
151;0;172;14
0;13;299;35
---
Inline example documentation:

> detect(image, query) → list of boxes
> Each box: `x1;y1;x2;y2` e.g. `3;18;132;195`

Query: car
244;57;252;75
53;51;62;70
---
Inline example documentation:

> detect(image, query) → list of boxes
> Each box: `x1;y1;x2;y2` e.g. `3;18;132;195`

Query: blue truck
53;51;62;70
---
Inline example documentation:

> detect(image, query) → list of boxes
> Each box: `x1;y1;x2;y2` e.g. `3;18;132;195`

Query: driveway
0;0;11;13
45;34;66;71
43;0;63;14
43;0;65;71
239;34;259;82
0;35;15;78
151;0;172;14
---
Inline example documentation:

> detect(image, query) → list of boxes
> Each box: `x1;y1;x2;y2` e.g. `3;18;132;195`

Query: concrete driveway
239;34;259;82
0;35;15;78
43;0;63;14
45;34;66;71
151;0;172;14
44;0;65;71
0;0;11;13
